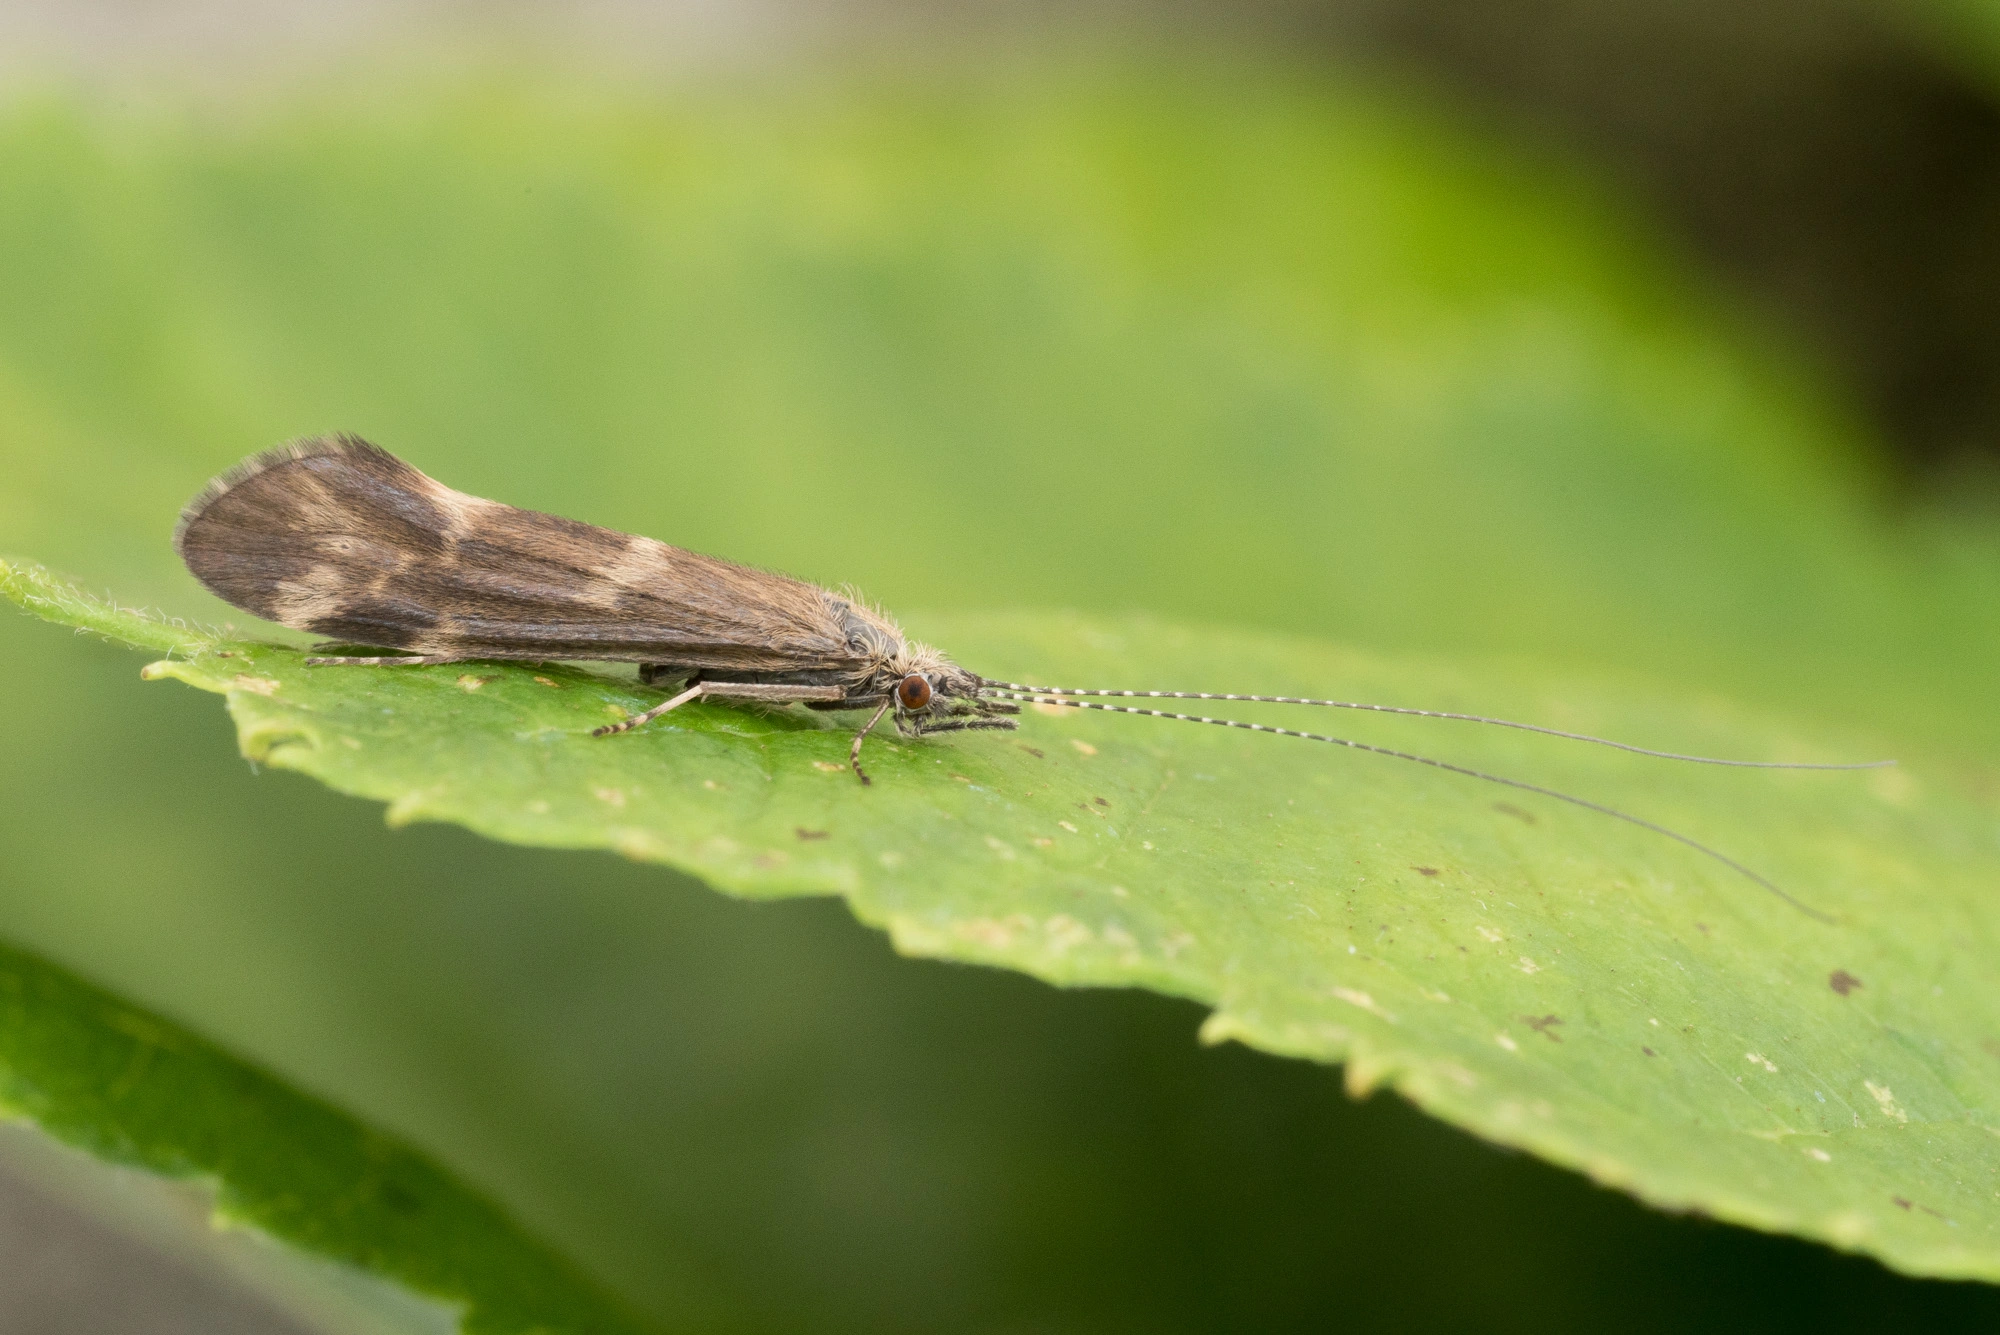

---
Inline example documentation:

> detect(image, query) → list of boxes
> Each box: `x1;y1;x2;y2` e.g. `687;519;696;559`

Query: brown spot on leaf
1522;1014;1564;1042
795;828;829;841
1894;1196;1913;1210
533;675;563;689
1017;745;1044;758
1094;797;1109;806
1829;969;1863;996
1642;1046;1656;1057
1412;866;1440;877
1492;802;1536;824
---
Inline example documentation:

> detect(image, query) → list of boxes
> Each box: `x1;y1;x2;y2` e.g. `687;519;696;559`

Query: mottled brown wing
174;436;864;671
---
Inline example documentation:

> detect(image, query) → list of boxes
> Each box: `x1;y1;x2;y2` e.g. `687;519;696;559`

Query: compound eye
897;674;933;710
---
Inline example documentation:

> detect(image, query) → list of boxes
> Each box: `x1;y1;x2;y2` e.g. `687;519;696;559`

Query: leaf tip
1342;1051;1396;1098
384;787;444;828
1198;1010;1261;1049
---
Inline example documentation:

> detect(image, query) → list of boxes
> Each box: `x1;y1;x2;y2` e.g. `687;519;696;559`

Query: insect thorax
832;596;975;701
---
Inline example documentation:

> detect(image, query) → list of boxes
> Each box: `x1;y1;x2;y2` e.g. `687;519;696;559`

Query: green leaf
0;889;649;1335
11;556;1997;1283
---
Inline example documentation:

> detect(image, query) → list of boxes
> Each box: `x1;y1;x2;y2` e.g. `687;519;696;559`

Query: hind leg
594;680;847;738
303;653;466;667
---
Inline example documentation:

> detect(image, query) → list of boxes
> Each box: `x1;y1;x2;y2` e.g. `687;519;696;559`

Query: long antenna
979;687;1839;924
979;681;1892;770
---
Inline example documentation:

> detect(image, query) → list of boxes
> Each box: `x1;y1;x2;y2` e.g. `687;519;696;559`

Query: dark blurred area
1097;0;2000;488
1329;0;2000;493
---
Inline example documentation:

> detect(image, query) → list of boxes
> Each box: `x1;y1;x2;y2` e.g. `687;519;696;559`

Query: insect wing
176;436;859;670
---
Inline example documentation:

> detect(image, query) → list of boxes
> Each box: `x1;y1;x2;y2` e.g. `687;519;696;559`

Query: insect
176;435;1888;919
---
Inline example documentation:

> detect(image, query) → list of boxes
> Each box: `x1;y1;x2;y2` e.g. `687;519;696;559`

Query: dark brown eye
897;674;933;710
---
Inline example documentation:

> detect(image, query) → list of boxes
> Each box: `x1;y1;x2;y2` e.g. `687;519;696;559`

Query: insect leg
695;682;849;705
935;698;1017;720
593;681;846;738
849;699;894;785
303;654;465;667
594;683;705;736
911;718;1018;736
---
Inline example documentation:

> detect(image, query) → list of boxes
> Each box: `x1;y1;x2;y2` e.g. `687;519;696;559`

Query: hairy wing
175;436;863;670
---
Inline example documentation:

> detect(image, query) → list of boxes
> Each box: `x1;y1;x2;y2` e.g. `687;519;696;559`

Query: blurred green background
3;2;1999;1331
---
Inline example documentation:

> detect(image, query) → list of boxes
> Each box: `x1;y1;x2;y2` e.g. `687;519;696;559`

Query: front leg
921;696;1019;720
905;717;1018;737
